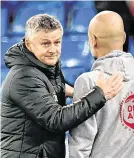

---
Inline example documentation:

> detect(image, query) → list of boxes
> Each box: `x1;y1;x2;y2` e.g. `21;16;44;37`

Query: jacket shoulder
12;66;42;79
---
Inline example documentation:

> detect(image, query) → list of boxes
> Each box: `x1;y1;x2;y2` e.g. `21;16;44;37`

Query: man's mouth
46;56;57;59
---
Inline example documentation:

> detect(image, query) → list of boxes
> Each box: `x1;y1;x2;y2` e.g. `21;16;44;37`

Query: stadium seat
128;36;134;56
1;8;8;36
11;1;65;36
70;8;96;33
61;35;94;85
74;1;96;8
68;1;97;33
1;36;22;84
1;37;22;68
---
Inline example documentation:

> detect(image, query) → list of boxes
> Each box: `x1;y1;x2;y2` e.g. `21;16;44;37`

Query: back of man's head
25;14;63;39
88;11;126;57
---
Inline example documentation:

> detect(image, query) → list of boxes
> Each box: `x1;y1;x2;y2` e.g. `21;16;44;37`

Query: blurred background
1;1;134;157
1;0;134;87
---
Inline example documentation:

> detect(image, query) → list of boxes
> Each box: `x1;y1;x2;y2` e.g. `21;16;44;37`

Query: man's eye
55;41;61;45
42;42;50;46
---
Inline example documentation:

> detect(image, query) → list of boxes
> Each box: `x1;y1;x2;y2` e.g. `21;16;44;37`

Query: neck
98;46;123;58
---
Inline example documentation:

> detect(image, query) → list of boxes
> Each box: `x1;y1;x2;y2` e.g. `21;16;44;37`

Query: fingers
107;72;123;92
106;83;123;100
102;72;124;100
112;82;123;96
111;76;123;89
96;72;124;100
107;72;123;85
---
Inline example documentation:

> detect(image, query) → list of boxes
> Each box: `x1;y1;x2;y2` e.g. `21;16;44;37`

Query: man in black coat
1;14;123;158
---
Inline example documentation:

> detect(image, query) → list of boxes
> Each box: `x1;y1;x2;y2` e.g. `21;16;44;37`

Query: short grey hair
25;14;63;39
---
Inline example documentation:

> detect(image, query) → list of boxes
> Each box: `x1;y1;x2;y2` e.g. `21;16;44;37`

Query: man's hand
96;72;123;100
65;84;74;97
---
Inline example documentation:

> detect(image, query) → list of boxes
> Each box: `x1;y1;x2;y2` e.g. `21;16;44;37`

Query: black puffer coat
1;39;106;158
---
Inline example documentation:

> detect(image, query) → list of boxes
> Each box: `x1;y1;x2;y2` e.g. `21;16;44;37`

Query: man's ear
123;32;126;45
25;39;32;52
91;34;97;47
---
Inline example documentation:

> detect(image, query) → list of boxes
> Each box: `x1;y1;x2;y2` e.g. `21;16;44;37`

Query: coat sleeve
69;73;98;158
9;69;105;133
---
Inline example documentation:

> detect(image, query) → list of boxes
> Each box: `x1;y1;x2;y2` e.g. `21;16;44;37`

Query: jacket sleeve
9;69;105;133
69;73;98;158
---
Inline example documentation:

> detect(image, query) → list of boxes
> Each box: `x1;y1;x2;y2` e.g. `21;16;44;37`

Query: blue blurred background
1;1;134;157
1;0;134;86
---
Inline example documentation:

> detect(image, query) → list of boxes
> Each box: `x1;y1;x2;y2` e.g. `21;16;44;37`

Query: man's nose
49;44;57;52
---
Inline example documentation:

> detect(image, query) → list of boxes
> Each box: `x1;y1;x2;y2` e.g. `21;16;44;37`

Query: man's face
26;29;63;66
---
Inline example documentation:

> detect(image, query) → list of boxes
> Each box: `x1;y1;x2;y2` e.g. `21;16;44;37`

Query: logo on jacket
120;91;134;131
53;94;58;102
